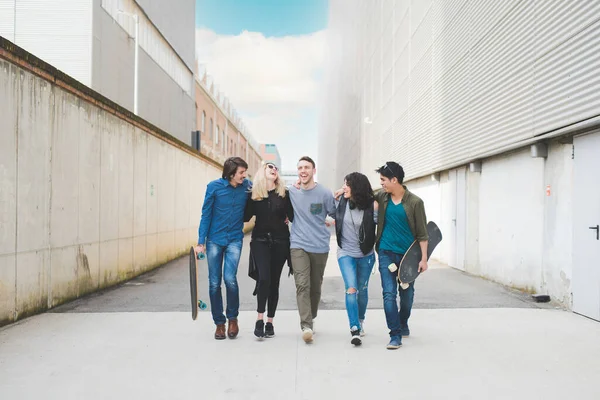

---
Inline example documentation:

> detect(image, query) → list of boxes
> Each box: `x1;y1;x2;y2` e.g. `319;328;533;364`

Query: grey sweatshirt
288;183;336;253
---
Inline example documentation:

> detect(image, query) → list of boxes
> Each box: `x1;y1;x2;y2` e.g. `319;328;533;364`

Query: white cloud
195;28;326;170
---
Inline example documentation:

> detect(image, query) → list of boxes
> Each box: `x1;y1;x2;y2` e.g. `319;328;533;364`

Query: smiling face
379;174;398;193
265;163;278;182
231;166;247;186
342;180;352;199
297;160;315;185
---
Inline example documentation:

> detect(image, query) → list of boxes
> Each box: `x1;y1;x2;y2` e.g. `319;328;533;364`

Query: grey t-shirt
289;183;336;253
337;202;374;259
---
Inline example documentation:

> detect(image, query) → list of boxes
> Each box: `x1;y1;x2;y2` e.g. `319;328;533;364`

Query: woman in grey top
334;172;377;346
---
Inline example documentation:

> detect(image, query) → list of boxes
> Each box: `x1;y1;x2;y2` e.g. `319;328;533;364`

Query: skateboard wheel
388;263;398;273
198;301;208;310
197;253;205;260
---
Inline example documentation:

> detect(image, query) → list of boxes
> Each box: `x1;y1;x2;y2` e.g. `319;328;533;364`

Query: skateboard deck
189;247;209;321
397;221;443;286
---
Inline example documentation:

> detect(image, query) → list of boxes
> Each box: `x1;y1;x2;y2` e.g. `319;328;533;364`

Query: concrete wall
478;150;546;293
406;141;573;306
0;39;221;326
91;0;195;144
541;143;573;305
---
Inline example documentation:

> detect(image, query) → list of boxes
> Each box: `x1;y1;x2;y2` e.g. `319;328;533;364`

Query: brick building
194;66;262;178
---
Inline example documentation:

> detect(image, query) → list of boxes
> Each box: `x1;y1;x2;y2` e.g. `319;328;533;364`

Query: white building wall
404;142;574;303
478;149;546;293
322;0;600;307
0;1;15;41
0;0;93;85
322;0;600;183
541;143;573;305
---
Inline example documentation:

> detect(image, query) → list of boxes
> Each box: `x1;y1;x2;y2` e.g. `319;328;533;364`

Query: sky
195;0;328;171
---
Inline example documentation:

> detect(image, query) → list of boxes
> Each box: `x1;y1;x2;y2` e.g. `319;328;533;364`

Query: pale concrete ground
2;235;599;399
1;310;600;400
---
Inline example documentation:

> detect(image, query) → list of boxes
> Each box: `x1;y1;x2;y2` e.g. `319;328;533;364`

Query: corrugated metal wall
322;0;600;183
0;0;93;86
0;1;15;42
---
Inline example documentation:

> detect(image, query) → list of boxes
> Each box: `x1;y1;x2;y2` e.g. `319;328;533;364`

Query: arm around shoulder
285;189;294;222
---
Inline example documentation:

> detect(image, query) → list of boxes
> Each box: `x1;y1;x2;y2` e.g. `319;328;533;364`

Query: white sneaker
302;328;314;343
359;320;366;337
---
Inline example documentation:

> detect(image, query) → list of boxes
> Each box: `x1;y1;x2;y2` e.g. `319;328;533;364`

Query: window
202;111;206;134
216;126;220;147
211;119;216;144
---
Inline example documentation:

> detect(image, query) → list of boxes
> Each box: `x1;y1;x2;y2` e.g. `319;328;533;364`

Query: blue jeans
206;240;243;325
338;253;375;330
377;250;415;338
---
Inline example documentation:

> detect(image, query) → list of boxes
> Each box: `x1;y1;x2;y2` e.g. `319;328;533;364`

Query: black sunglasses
383;163;396;177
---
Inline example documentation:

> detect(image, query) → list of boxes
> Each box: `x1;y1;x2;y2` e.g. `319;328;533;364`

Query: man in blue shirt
196;157;251;340
374;162;429;350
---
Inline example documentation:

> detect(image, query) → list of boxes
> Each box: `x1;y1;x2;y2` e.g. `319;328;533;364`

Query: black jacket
335;196;376;255
245;189;294;295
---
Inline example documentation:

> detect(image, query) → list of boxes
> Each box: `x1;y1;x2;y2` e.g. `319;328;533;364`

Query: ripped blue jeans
337;253;375;330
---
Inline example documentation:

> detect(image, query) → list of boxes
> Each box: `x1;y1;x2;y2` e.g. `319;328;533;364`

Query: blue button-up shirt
198;178;251;246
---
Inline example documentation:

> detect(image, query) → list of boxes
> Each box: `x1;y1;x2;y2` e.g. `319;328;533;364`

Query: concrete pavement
2;309;600;399
1;235;599;399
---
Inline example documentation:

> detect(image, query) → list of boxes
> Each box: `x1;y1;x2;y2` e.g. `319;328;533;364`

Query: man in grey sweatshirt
288;156;336;343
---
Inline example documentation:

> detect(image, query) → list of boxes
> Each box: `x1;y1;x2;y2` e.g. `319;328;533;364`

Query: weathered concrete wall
407;140;574;307
0;38;222;326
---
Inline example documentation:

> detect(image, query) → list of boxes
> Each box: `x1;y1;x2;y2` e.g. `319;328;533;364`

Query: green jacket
374;186;428;249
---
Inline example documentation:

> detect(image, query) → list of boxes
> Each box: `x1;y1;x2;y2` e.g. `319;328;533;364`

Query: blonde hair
251;163;287;200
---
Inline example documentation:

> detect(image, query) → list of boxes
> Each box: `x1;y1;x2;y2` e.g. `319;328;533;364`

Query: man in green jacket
374;161;429;350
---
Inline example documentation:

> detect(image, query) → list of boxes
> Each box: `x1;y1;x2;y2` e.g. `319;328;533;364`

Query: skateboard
189;246;209;321
396;221;443;287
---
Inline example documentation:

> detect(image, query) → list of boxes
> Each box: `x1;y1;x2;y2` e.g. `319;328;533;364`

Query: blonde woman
244;162;294;339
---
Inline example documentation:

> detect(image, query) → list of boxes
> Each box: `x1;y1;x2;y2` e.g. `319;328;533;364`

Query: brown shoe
227;319;239;339
214;324;226;340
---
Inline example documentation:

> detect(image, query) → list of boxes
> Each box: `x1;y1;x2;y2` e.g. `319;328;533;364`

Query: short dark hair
344;172;374;210
222;157;248;180
298;156;316;168
375;161;405;183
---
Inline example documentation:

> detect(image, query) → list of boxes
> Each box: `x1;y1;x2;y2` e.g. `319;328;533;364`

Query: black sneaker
265;322;275;338
254;320;265;339
350;328;362;346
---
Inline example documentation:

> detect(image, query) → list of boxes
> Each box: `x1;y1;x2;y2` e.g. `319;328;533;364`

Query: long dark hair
222;157;248;180
344;172;374;210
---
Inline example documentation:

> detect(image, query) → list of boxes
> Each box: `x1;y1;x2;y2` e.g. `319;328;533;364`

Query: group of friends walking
195;155;429;349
